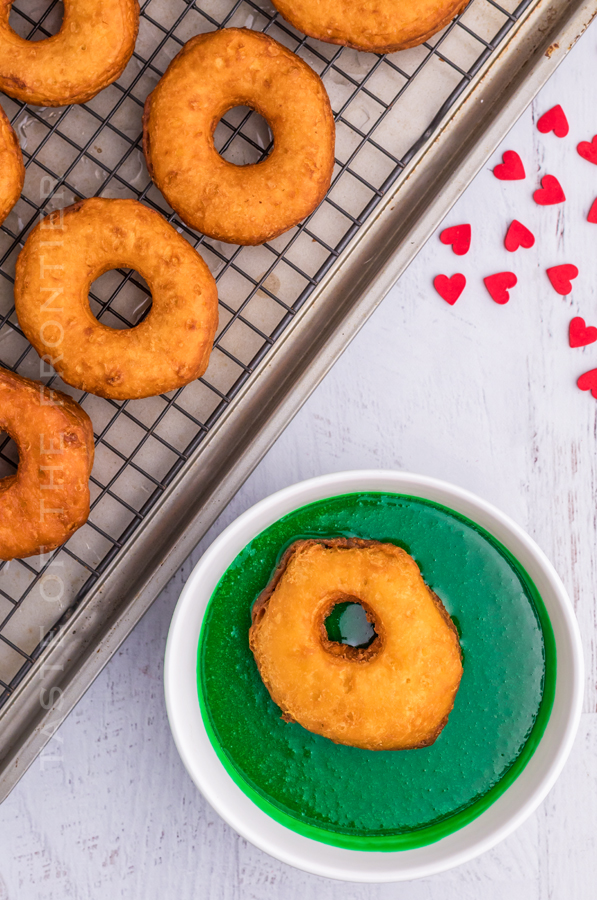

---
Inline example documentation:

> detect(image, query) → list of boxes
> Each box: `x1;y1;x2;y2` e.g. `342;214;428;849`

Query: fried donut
249;538;463;750
0;103;24;224
270;0;468;54
143;28;335;245
0;368;94;560
0;0;139;106
14;198;219;401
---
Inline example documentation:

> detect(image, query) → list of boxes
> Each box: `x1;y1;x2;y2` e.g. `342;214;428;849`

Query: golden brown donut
143;28;335;245
270;0;468;54
0;368;94;560
249;538;463;751
0;0;139;106
14;198;219;401
0;102;24;224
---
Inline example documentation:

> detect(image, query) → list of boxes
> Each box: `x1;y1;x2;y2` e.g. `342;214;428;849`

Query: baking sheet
0;0;592;798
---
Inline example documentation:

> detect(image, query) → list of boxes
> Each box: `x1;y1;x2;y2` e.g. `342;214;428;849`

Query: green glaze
324;601;377;647
197;492;556;851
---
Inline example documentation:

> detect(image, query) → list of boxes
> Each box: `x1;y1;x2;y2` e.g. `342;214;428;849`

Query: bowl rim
164;470;584;882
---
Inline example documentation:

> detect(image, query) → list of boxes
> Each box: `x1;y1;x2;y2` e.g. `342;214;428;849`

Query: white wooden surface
2;26;597;900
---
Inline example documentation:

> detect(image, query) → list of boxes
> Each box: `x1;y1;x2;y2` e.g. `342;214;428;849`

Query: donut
270;0;468;54
249;538;463;750
0;103;24;224
14;198;219;401
0;0;139;106
0;368;94;560
143;28;335;246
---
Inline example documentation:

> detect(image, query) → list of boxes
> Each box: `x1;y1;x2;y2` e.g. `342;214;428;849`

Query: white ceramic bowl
164;470;584;882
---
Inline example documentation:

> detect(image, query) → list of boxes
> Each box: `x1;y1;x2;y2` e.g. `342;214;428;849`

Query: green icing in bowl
197;492;556;851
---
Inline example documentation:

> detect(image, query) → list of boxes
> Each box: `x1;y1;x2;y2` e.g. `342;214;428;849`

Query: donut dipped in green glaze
250;538;463;751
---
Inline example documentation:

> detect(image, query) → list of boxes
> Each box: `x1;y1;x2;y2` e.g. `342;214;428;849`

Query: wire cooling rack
0;0;533;705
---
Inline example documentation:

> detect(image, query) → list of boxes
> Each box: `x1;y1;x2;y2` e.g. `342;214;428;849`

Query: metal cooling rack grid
0;0;533;704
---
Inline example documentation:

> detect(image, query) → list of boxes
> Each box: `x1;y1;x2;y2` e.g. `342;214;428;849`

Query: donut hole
324;598;377;649
0;432;19;480
9;1;64;40
214;107;273;166
90;269;152;331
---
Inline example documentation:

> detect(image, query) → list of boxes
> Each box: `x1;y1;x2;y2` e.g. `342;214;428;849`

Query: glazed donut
249;538;463;751
270;0;468;54
0;368;94;560
143;28;335;246
14;198;219;401
0;103;24;224
0;0;139;106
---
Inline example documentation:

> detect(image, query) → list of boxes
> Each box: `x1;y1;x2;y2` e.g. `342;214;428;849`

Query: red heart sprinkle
546;264;579;295
440;224;471;256
493;150;526;181
504;220;535;252
577;369;597;398
537;105;569;137
587;198;597;223
434;273;466;305
533;175;566;206
569;317;597;348
577;136;597;165
483;272;517;305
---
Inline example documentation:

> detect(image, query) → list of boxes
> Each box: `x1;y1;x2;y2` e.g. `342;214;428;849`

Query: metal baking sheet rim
0;0;594;802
